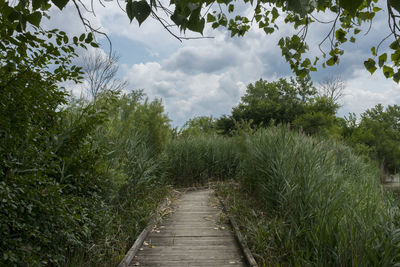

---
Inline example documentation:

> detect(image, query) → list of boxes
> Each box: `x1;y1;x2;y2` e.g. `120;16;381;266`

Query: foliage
3;0;400;82
343;104;400;173
0;40;171;264
232;77;315;125
180;116;217;137
0;12;95;265
217;76;342;135
58;91;171;265
104;91;171;155
293;96;341;136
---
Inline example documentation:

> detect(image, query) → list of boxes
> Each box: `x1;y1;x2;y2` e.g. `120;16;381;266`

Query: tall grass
167;126;400;265
162;134;241;186
237;126;400;266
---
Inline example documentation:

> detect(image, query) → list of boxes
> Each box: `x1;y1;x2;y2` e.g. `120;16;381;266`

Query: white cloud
124;60;247;126
42;1;400;127
339;68;400;117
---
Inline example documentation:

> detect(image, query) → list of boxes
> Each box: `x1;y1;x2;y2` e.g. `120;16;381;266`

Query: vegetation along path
131;189;247;266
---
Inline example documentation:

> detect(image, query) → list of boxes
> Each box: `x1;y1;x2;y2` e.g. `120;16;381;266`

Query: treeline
181;77;400;175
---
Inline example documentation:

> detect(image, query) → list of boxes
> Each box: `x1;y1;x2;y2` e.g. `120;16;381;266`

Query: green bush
0;87;171;265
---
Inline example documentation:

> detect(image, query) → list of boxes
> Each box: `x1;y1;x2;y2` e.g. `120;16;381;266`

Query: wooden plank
120;189;253;267
118;199;170;267
122;189;250;267
132;259;246;266
217;195;259;267
143;236;237;246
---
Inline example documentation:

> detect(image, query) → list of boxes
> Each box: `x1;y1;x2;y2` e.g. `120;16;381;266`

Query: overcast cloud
45;1;399;126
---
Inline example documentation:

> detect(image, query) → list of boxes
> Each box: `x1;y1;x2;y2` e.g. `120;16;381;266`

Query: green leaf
228;4;234;12
286;0;309;16
371;46;376;56
393;71;400;83
207;13;216;22
372;6;382;12
339;0;363;15
212;22;219;29
271;7;279;22
389;0;400;13
27;12;42;27
126;0;134;22
51;0;69;10
364;58;377;74
187;7;205;34
383;65;394;78
390;40;400;50
378;53;387;68
90;42;99;48
335;29;347;43
264;27;274;34
79;33;85;42
326;57;336;66
132;1;152;26
32;0;44;10
85;33;93;43
187;3;200;12
391;50;400;64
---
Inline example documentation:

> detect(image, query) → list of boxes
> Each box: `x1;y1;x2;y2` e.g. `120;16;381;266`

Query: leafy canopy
2;0;400;82
350;104;400;173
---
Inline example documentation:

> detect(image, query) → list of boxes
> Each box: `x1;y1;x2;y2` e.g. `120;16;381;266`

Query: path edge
216;193;259;267
118;198;170;267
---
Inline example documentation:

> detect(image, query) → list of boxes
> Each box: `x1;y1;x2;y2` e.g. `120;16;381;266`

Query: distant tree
81;51;127;100
231;77;316;127
293;96;340;136
342;104;400;174
215;115;236;136
358;104;400;173
318;76;346;103
181;116;216;136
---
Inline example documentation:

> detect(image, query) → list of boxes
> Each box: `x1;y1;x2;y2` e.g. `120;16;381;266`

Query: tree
80;51;127;100
318;76;346;103
358;104;400;173
342;105;400;174
230;77;316;127
180;116;216;136
0;14;106;265
293;96;340;136
2;0;400;83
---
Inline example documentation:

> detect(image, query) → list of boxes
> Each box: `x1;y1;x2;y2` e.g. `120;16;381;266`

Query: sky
44;1;400;127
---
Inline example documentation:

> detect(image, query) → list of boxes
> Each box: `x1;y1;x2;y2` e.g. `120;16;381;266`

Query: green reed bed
230;126;400;266
162;134;241;186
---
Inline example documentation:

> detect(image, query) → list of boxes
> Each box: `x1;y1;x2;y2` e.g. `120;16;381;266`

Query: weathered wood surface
130;189;247;267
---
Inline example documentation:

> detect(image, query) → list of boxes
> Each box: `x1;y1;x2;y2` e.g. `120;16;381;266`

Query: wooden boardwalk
131;189;247;266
